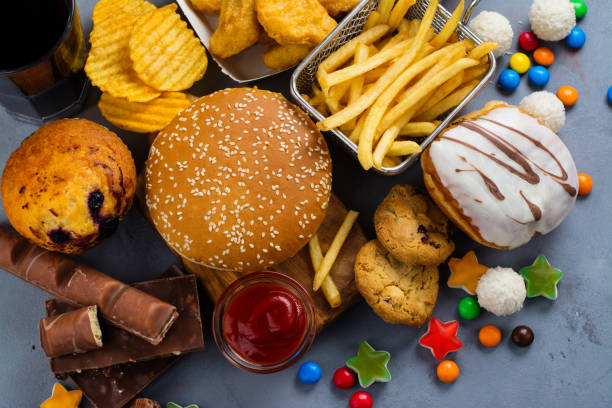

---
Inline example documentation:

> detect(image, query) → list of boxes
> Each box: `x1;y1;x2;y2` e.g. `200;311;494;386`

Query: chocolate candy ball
566;27;586;48
528;66;550;87
458;297;481;320
570;0;587;19
298;361;322;384
511;325;534;347
518;31;539;51
498;69;520;92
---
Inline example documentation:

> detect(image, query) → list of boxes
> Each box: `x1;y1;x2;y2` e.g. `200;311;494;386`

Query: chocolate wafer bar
0;226;177;345
39;305;102;358
46;274;204;374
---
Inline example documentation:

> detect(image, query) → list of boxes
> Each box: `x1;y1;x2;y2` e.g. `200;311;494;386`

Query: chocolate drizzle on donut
456;156;505;200
519;190;542;221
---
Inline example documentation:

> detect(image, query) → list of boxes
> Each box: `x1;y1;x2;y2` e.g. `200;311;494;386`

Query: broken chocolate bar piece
0;226;178;345
70;358;177;408
130;398;163;408
39;305;103;358
46;275;204;374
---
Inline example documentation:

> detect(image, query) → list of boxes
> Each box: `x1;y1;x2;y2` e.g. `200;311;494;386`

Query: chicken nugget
262;43;312;71
318;0;361;17
256;0;337;46
189;0;221;14
210;0;261;58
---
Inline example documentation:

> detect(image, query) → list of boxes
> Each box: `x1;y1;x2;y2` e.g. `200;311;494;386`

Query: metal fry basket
290;0;495;176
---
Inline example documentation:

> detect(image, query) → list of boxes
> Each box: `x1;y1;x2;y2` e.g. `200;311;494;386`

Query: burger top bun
145;88;332;272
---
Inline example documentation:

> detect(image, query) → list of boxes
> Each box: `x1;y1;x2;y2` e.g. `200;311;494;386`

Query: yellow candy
40;383;82;408
509;52;531;74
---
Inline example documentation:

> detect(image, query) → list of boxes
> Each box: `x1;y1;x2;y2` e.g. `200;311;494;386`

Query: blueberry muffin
1;119;136;253
354;240;438;326
374;185;454;266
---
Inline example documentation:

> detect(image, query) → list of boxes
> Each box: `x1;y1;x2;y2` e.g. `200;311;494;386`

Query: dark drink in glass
0;0;89;124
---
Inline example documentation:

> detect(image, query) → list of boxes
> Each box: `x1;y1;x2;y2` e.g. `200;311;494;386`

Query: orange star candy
447;250;489;295
40;383;82;408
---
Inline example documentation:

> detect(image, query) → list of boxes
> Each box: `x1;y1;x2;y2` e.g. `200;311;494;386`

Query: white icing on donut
429;106;578;248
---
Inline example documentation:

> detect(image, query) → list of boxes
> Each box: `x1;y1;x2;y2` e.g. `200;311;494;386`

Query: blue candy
528;66;550;87
566;27;586;48
498;69;520;92
298;361;322;384
607;86;612;104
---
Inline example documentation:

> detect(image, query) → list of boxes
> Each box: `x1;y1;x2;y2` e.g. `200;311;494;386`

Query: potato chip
85;0;160;102
129;4;208;91
98;91;192;133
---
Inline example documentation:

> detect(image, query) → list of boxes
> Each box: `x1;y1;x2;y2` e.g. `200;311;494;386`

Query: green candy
457;297;481;320
570;0;587;18
167;403;199;408
346;341;391;388
519;255;563;300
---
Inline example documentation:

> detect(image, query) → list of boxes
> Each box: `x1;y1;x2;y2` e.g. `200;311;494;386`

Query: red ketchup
222;283;307;366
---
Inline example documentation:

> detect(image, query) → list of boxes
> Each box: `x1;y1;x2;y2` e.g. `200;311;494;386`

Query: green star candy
519;255;563;299
346;341;391;387
167;403;198;408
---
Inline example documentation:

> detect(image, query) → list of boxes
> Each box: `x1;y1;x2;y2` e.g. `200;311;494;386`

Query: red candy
519;31;539;51
419;317;463;360
349;391;373;408
333;367;355;389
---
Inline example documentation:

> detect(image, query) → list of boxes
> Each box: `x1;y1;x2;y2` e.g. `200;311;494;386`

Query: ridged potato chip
85;0;160;102
98;91;193;133
129;4;208;91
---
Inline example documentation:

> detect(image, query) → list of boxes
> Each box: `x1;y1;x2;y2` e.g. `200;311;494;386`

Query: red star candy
419;317;462;360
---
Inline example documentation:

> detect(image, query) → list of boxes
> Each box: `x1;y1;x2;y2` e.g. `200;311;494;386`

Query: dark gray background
1;0;611;407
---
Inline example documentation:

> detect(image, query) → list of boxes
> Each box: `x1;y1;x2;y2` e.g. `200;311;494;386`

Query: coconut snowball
476;267;526;316
467;11;513;58
519;91;566;133
529;0;575;41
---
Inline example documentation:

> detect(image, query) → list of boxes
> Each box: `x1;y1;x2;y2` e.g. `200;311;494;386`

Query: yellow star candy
447;250;489;295
40;383;82;408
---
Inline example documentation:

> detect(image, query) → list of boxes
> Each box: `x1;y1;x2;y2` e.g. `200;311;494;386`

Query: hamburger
145;87;332;272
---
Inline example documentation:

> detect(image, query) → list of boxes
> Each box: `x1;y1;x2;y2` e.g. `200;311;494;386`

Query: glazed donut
421;101;578;249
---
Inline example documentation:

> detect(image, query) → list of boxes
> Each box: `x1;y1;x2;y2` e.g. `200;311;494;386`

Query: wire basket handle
461;0;482;24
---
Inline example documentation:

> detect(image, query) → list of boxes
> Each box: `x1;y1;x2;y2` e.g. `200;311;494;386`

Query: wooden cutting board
136;177;367;332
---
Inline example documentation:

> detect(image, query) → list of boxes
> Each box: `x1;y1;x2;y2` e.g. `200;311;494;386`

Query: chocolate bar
130;398;163;408
46;274;204;374
70;358;178;408
0;226;178;345
39;305;103;358
60;266;186;408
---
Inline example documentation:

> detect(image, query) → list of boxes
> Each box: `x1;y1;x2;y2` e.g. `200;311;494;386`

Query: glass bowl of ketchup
213;271;317;373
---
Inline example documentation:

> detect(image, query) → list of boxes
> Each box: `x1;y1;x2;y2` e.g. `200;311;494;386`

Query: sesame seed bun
145;88;332;272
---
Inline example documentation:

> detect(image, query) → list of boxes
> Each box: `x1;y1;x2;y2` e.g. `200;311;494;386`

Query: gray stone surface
0;0;611;407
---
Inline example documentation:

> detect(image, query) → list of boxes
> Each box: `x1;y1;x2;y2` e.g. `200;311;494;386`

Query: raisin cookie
374;185;454;266
354;240;438;326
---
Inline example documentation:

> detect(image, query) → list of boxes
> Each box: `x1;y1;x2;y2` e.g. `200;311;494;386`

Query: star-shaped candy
346;341;391;387
40;383;82;408
519;255;563;299
419;317;462;360
447;250;489;295
167;404;199;408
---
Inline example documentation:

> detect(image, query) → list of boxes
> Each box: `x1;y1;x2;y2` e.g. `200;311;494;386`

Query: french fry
363;10;381;30
458;38;476;51
406;19;421;37
317;0;439;132
358;43;453;169
415;79;479;121
345;42;370;130
377;0;395;24
373;126;402;168
381;57;478;130
309;235;341;308
317;25;389;85
313;210;360;291
398;121;438;136
430;0;464;48
415;71;464;116
364;66;389;83
397;18;411;33
328;80;352;104
386;140;422;156
349;112;367;143
388;0;416;32
462;64;488;83
320;38;413;88
382;155;401;167
468;41;498;60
